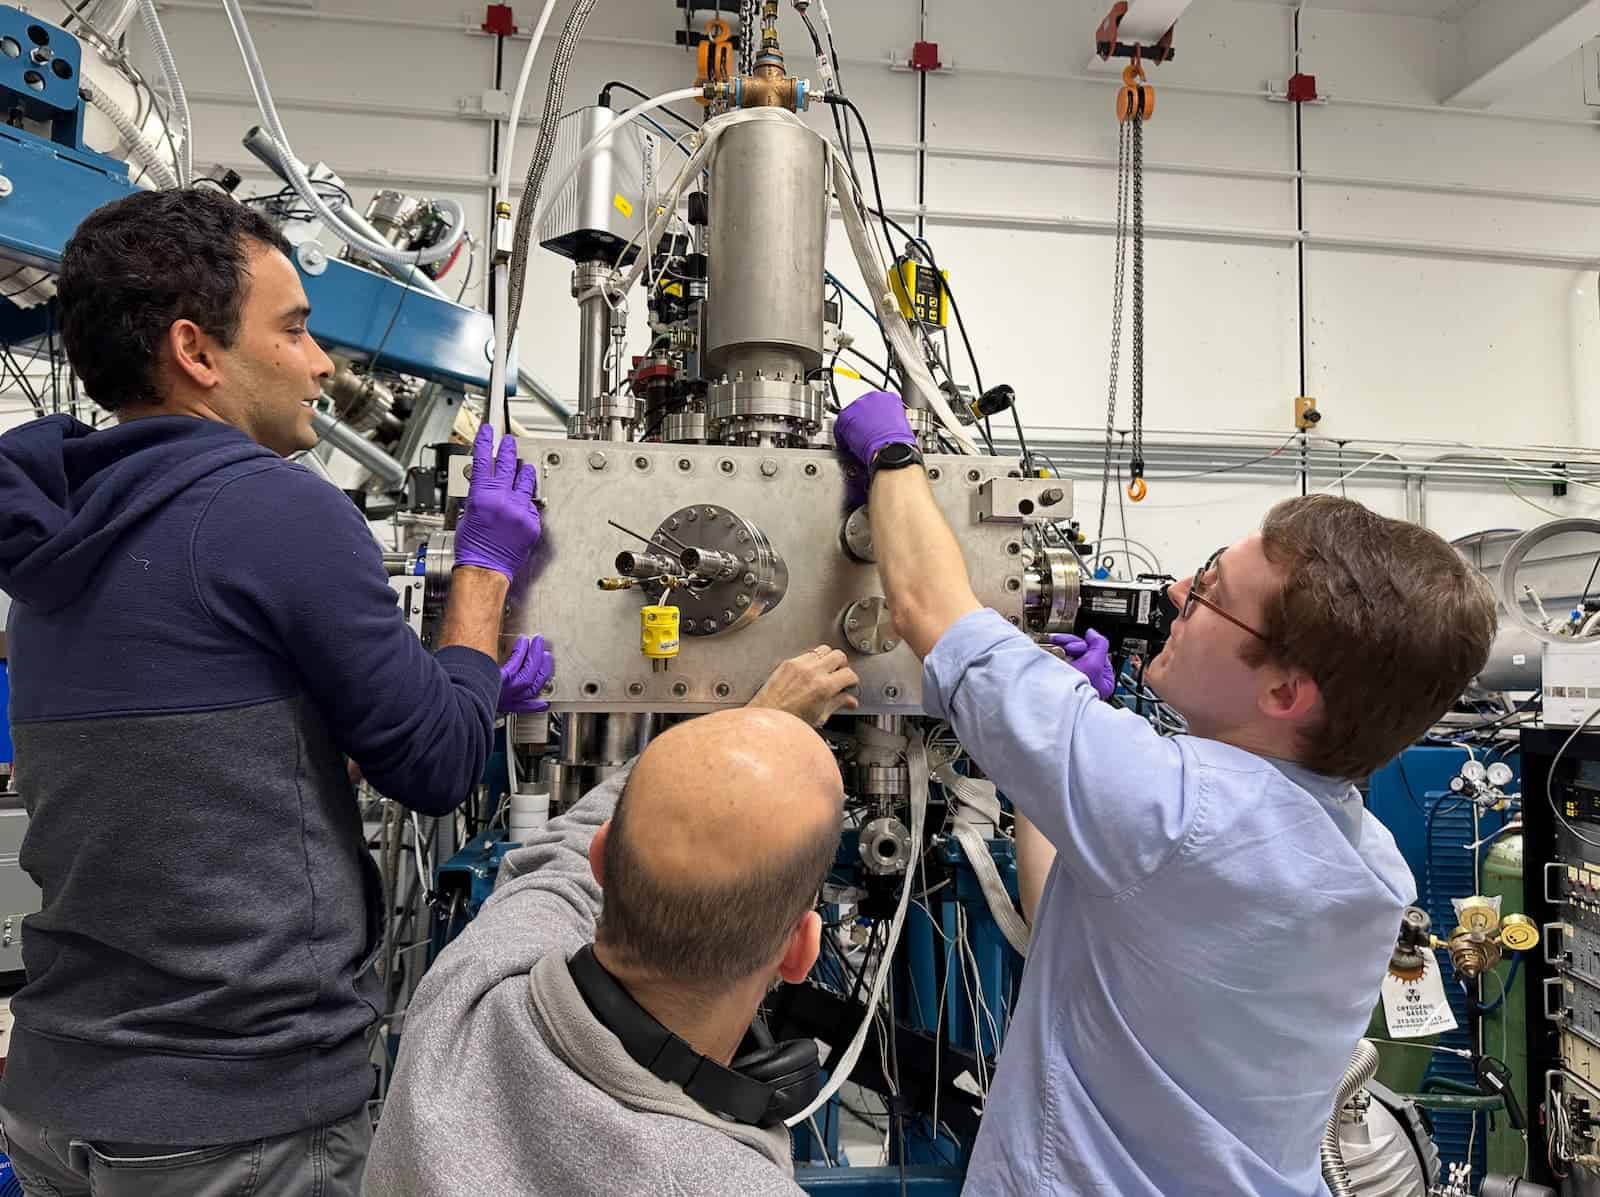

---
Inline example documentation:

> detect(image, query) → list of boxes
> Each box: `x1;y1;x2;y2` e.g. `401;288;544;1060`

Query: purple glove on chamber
1048;629;1116;701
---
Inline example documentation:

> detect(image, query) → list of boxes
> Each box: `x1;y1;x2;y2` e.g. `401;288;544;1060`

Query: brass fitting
702;70;809;111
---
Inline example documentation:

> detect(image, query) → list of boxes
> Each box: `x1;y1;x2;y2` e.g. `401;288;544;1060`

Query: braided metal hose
506;0;600;334
1321;1039;1381;1197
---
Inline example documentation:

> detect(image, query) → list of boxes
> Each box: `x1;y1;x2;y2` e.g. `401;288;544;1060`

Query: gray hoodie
363;768;804;1197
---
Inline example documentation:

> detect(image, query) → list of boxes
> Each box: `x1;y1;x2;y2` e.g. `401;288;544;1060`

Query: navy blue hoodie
0;414;500;1145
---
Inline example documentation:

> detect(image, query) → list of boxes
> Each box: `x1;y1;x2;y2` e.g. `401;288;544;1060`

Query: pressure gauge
1487;762;1514;788
1461;760;1488;785
1449;777;1466;793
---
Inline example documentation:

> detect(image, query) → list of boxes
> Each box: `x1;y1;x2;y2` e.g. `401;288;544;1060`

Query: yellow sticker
614;193;634;218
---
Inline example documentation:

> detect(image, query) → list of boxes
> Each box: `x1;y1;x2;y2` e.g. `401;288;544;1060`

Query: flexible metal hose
82;84;178;189
506;0;599;335
134;0;189;185
1321;1039;1381;1197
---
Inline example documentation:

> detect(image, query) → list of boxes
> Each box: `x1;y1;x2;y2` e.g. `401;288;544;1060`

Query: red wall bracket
482;4;518;37
910;41;942;72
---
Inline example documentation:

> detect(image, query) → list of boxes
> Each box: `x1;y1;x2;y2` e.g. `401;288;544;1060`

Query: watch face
875;443;920;468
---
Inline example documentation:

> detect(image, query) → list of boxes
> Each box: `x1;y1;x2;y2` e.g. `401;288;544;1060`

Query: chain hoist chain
1097;119;1133;546
739;0;758;74
1130;116;1145;488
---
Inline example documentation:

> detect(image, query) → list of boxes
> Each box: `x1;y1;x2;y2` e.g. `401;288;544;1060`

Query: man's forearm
867;466;981;658
439;565;511;659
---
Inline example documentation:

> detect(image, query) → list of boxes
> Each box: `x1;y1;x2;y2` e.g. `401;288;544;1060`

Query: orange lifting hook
1127;476;1147;502
1117;57;1155;123
696;16;734;103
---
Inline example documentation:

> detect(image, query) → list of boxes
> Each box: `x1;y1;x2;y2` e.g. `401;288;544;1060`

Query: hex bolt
737;531;751;543
743;550;756;563
847;618;860;630
687;510;699;522
1006;541;1022;555
588;452;608;471
667;517;680;530
743;572;757;585
884;639;899;651
1041;487;1065;506
720;460;736;474
627;682;645;697
760;459;778;477
804;463;819;477
721;609;735;622
736;594;750;608
682;619;697;632
671;682;689;697
884;685;901;700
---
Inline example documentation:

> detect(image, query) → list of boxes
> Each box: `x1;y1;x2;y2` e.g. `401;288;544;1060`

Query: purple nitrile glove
834;390;917;506
1048;629;1115;701
453;423;541;580
499;634;554;714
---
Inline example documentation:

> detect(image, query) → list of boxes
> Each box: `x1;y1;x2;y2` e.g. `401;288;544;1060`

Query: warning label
1380;954;1457;1039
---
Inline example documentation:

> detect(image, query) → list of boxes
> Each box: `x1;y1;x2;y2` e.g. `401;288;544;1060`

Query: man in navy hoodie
0;188;548;1195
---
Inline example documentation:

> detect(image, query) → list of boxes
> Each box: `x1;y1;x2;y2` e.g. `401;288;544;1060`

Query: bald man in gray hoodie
364;647;859;1197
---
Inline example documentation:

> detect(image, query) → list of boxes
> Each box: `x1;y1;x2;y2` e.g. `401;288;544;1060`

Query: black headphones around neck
567;943;822;1128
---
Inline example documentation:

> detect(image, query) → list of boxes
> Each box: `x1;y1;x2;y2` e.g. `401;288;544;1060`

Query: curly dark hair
1246;494;1499;780
57;188;292;412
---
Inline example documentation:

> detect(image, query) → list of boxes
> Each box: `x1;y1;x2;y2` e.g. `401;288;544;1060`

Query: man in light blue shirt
834;392;1499;1197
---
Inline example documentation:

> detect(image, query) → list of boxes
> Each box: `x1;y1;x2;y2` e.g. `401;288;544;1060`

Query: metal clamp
1547;921;1571;966
1548;860;1570;904
1546;976;1571;1023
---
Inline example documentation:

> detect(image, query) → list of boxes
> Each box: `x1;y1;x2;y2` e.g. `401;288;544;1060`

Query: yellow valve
641;604;681;669
1499;914;1540;953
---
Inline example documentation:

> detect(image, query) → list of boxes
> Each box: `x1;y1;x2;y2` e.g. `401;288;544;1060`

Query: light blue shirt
922;609;1416;1197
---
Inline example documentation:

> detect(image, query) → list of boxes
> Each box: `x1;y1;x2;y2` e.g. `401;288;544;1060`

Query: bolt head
760;459;778;477
587;451;607;470
721;609;734;622
736;594;750;607
743;572;757;585
884;639;898;651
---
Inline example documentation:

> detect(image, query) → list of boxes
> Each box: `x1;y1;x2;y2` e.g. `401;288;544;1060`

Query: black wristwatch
872;442;924;472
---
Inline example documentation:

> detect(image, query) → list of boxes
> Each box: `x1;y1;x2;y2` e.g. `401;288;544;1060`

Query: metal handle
1547;922;1570;966
1548;860;1570;904
1546;976;1570;1022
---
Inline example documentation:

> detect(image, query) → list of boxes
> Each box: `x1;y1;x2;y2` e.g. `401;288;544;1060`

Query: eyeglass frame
1181;547;1270;643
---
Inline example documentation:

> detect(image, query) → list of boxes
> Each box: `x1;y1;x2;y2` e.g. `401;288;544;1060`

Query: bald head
596;708;844;988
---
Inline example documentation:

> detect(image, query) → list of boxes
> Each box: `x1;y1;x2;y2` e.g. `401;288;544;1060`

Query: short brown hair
1248;495;1497;780
596;778;838;987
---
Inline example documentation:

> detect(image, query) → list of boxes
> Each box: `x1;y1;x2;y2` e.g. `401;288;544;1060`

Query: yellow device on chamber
641;604;680;672
888;260;949;328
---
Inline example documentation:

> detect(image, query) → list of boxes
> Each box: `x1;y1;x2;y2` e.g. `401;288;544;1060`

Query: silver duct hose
505;0;599;334
133;0;189;185
82;84;178;189
1321;1039;1381;1197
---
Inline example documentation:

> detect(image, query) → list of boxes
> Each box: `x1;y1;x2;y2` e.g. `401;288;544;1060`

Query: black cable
839;344;894;389
598;81;700;132
1394;754;1427;817
823;95;898;259
1581;552;1600;610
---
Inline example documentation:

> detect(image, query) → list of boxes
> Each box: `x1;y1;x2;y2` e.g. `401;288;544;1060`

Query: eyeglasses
1181;547;1269;642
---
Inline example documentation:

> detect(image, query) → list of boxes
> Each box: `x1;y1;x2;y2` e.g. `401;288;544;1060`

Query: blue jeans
0;1103;370;1197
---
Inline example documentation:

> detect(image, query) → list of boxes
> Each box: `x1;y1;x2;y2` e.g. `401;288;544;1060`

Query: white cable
1546;705;1600;850
134;0;189;185
498;0;561;201
952;820;1030;957
409;809;431;900
219;0;466;270
786;736;929;1128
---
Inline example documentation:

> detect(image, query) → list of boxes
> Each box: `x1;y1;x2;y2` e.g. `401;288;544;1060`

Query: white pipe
134;0;190;185
83;84;179;189
497;0;561;201
220;0;467;271
487;261;511;438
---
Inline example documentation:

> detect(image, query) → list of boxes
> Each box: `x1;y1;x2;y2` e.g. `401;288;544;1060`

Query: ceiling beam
1446;0;1600;108
1114;0;1196;45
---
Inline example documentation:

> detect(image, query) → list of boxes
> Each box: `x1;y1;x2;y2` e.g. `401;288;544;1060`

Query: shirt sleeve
921;607;1202;897
192;462;499;815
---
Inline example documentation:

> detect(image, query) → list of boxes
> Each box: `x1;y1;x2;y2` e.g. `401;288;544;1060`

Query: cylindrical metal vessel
704;109;828;384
